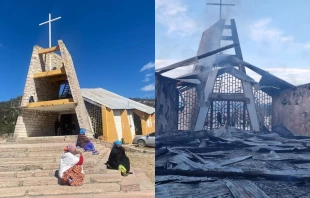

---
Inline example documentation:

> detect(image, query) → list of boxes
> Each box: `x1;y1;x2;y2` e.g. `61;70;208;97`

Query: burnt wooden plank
185;149;208;164
156;168;310;182
295;163;310;169
224;179;269;198
167;147;193;159
156;181;231;198
168;154;212;170
247;146;308;153
155;147;168;157
156;130;209;146
155;175;217;183
194;151;228;157
253;152;290;161
219;155;252;166
292;157;310;164
253;153;310;161
173;147;235;152
156;153;176;168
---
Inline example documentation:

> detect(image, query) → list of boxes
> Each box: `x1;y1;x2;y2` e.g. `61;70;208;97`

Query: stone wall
14;46;63;138
20;46;63;106
58;40;92;138
40;52;63;72
14;41;94;138
14;110;58;137
273;83;310;135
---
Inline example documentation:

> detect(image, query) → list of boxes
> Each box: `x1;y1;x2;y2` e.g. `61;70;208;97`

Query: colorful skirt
61;165;85;186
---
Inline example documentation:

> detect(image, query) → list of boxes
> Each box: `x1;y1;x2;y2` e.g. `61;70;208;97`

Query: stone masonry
14;110;58;137
14;46;63;137
273;83;310;135
14;41;92;138
20;46;63;107
58;40;92;138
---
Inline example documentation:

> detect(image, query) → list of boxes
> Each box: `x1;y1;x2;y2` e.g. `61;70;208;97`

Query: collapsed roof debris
155;127;310;197
155;2;310;197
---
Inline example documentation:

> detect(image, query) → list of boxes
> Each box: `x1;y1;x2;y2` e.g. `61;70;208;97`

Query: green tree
0;96;22;135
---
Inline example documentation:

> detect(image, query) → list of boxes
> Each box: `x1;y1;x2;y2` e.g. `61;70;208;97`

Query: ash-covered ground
155;127;310;198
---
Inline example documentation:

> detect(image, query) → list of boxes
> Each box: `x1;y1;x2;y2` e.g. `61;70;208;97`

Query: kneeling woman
58;144;85;186
106;140;132;176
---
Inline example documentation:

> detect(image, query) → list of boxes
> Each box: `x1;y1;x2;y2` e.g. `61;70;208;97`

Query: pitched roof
81;88;155;114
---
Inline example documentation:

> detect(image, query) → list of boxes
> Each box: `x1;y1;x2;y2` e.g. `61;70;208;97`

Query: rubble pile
155;127;310;197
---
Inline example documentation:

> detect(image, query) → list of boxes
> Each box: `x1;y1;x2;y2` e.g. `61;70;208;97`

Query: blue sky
0;0;155;102
156;0;310;85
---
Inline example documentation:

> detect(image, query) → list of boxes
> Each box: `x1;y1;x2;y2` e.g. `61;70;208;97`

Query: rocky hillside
129;98;155;108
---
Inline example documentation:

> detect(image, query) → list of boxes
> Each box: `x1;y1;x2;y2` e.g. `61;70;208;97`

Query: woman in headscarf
76;128;99;155
58;144;85;186
106;140;132;176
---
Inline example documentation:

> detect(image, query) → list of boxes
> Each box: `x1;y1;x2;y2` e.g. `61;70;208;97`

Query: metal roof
81;88;155;114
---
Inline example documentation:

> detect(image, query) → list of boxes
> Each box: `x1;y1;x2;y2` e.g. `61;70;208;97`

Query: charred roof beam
156;43;238;75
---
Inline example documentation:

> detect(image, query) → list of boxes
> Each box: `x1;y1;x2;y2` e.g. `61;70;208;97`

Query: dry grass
127;151;155;184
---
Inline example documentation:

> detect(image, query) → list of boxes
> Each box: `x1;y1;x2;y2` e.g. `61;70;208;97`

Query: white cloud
155;59;178;70
261;68;310;86
155;59;194;78
246;67;310;86
156;0;197;36
248;18;310;50
304;42;310;50
245;68;262;82
248;18;282;42
141;83;155;91
142;73;153;82
140;62;155;72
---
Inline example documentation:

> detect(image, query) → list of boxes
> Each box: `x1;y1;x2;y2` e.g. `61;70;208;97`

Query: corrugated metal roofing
81;88;155;114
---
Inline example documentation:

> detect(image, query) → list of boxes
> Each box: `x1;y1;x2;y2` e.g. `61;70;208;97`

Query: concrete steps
0;139;154;197
5;136;80;144
0;146;109;172
0;172;122;188
1;183;120;197
0;169;151;197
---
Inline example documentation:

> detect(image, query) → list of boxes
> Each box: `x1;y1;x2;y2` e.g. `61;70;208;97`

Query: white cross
39;13;61;71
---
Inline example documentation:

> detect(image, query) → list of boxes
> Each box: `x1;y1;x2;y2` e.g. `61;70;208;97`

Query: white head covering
58;144;84;178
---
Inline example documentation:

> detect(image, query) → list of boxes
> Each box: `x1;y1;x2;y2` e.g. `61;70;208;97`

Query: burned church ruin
156;18;296;135
155;16;310;197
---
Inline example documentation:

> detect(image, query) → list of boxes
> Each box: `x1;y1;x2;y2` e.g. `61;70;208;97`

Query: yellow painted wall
150;113;155;132
133;110;155;135
120;110;132;143
101;106;108;141
101;107;155;142
101;106;118;143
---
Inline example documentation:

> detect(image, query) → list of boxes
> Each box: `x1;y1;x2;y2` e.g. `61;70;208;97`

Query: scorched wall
273;83;310;135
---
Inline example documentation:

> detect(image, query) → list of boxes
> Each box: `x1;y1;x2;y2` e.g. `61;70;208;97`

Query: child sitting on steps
76;128;99;155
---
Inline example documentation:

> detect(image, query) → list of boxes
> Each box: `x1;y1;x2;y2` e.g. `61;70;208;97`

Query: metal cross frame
39;13;62;71
207;0;235;20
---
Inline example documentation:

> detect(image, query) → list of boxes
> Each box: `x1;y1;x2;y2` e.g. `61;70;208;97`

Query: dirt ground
127;144;155;151
127;151;155;184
